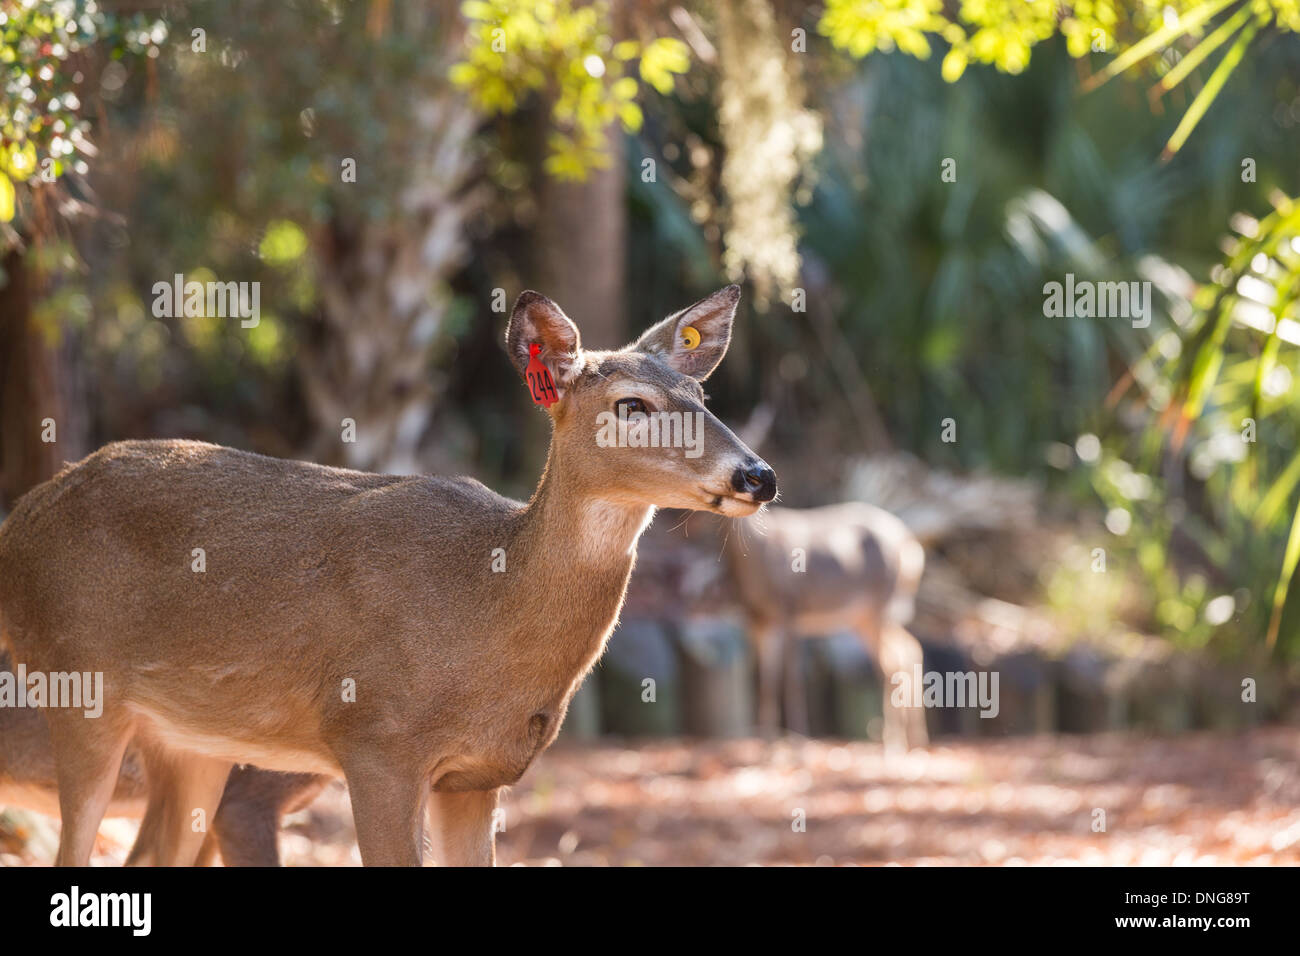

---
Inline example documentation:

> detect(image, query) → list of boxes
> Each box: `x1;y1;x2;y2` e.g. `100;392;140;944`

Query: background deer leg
210;768;328;866
856;608;902;751
884;623;929;749
782;628;810;736
751;619;783;735
869;614;928;752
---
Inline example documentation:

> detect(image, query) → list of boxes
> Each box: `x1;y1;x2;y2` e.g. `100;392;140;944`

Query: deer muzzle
732;459;777;502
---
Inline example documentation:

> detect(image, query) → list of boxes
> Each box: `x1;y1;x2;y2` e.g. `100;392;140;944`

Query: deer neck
509;440;653;672
520;440;654;572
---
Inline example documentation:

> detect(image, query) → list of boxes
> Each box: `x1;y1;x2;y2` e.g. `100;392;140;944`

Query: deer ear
632;285;739;381
505;291;583;401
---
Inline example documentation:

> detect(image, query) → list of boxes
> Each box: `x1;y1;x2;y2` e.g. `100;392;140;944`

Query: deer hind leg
427;789;499;866
854;610;921;752
46;710;134;867
209;769;328;866
125;745;233;866
193;832;221;866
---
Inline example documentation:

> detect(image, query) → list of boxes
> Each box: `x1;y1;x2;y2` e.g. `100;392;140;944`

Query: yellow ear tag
680;325;701;350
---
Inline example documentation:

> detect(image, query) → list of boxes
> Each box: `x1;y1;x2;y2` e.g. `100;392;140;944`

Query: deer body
5;440;633;782
725;503;928;749
0;286;774;866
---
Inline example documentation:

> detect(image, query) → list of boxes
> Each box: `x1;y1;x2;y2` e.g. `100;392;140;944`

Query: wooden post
598;617;681;736
677;615;752;737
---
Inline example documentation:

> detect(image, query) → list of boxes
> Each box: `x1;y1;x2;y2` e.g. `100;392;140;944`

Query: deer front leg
782;633;810;736
877;622;929;751
340;755;426;866
427;789;499;866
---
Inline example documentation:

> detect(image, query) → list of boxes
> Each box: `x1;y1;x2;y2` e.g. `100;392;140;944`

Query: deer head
506;285;777;516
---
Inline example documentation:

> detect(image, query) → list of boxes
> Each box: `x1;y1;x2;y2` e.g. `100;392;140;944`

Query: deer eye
615;397;649;415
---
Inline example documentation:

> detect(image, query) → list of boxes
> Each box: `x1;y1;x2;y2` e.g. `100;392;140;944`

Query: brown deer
721;503;928;750
0;286;775;866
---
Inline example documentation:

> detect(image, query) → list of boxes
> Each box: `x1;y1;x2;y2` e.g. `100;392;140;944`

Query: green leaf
1161;14;1262;158
1184;298;1234;418
640;37;689;96
259;220;309;265
1153;1;1255;94
0;172;13;223
1266;493;1300;649
448;62;477;87
1256;452;1300;530
1083;0;1238;91
618;100;643;132
941;47;967;82
1251;278;1298;426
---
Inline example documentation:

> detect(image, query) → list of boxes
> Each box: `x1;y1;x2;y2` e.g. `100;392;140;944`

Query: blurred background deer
723;503;928;749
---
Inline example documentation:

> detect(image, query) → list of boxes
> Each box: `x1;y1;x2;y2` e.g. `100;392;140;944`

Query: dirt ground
4;728;1299;866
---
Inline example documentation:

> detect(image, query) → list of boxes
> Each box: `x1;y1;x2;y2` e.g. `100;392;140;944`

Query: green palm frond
1084;0;1290;157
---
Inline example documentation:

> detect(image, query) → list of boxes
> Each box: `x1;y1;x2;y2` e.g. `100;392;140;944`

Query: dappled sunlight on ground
4;729;1298;866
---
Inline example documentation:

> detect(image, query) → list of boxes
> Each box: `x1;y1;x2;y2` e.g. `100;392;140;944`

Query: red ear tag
525;343;560;408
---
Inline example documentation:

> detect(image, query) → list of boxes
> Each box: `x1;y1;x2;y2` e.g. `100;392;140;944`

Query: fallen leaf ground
4;728;1299;866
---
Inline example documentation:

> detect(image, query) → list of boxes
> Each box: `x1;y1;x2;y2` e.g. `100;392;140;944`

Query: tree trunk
297;96;478;475
534;124;627;350
0;249;87;508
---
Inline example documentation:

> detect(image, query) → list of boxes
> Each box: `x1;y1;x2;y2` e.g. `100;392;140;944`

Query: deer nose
732;460;777;502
